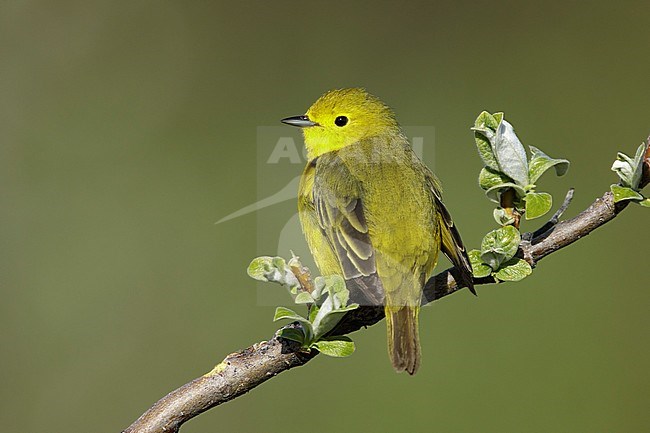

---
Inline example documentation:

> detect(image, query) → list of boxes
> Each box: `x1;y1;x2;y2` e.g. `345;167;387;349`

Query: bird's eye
334;116;348;127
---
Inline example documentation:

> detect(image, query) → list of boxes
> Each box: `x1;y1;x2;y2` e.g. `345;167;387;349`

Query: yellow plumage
282;88;474;374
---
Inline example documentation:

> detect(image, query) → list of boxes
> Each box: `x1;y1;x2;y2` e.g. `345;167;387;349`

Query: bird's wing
427;174;476;295
313;155;384;305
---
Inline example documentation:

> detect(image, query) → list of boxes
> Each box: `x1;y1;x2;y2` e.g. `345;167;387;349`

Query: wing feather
313;155;384;305
427;174;476;294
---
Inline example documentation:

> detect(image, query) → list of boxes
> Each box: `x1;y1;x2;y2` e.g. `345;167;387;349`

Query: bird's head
282;88;399;160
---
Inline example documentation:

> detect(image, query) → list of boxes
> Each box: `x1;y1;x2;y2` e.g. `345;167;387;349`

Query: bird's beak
281;115;318;128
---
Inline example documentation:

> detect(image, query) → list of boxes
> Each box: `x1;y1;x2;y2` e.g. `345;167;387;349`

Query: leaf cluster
610;142;650;207
248;256;358;357
473;111;569;223
468;226;532;282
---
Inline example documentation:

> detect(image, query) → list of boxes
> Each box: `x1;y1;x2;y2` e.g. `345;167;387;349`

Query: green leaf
485;183;527;203
639;198;650;207
273;306;309;324
294;292;314;304
494;258;533;282
610;184;644;203
277;327;306;344
309;305;319;322
480;251;504;273
247;256;301;292
273;307;314;342
247;256;275;282
492;112;504;125
311;302;359;340
493;207;515;226
472;111;500;171
480;226;521;270
474;134;499;171
273;307;311;332
528;146;570;184
630;143;646;188
479;110;502;130
611;143;646;189
313;275;348;306
468;250;492;278
312;336;355;357
271;256;285;270
479;166;514;191
524;192;553;220
492;119;529;186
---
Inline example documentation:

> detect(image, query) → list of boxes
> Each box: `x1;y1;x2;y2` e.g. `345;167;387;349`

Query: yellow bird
282;88;474;374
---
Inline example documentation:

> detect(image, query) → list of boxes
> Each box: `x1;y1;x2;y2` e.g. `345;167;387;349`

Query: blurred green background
2;2;649;432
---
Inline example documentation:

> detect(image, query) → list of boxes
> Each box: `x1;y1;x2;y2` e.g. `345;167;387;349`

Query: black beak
281;115;318;127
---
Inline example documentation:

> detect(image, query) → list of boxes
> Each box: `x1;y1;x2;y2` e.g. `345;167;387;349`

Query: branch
124;138;650;433
124;326;315;433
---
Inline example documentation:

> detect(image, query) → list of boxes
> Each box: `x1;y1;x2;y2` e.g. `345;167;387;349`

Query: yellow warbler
282;88;474;374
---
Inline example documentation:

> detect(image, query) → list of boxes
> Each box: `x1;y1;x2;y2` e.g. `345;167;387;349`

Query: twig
500;188;521;229
123;138;649;433
289;257;315;294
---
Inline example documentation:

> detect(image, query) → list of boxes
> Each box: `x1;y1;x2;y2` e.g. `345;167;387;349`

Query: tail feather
385;306;421;375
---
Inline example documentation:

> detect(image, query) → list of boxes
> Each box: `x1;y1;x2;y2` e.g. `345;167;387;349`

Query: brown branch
124;138;650;433
124;326;315;433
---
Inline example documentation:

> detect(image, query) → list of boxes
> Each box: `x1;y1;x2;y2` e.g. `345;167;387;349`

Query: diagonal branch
123;328;314;433
124;138;649;433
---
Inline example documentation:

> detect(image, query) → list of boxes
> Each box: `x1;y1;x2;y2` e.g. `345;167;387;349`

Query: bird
281;88;474;374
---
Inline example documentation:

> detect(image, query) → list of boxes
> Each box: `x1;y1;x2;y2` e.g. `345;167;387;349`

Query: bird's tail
385;305;421;375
